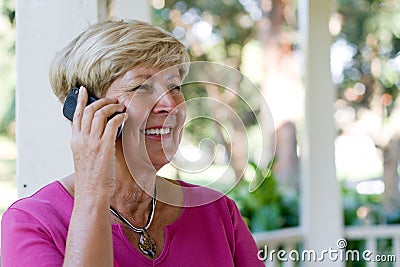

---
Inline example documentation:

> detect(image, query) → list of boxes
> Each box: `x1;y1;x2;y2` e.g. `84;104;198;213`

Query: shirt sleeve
228;199;265;267
1;208;64;267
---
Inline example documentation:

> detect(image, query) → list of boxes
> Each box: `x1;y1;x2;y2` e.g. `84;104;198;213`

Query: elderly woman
1;20;262;266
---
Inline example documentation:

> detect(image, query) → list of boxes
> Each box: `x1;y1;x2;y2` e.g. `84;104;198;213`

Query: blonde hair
49;20;189;102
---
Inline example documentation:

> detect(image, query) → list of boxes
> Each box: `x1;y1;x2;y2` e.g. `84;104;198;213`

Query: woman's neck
110;172;155;216
111;140;157;215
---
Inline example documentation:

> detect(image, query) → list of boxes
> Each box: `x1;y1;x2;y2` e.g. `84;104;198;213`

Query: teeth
144;128;171;135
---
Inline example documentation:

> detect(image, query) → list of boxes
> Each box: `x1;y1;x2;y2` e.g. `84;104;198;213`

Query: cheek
176;103;186;144
176;96;186;120
124;96;152;131
177;102;186;127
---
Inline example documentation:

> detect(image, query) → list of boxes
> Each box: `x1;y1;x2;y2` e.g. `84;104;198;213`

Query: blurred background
0;0;16;217
1;0;400;265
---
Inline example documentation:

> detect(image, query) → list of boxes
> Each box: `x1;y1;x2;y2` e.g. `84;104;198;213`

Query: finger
80;97;118;135
90;103;125;138
102;113;126;142
72;86;88;134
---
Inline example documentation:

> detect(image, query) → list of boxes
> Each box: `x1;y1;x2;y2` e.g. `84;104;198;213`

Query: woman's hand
63;86;125;267
70;86;126;202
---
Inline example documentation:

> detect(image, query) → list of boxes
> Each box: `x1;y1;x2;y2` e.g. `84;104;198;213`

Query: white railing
253;225;400;267
253;226;303;267
344;225;400;267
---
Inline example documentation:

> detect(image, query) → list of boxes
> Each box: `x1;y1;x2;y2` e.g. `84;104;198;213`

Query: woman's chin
146;145;178;170
150;156;172;171
150;154;173;171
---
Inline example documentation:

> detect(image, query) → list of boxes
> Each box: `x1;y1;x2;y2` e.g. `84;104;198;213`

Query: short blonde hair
49;20;189;102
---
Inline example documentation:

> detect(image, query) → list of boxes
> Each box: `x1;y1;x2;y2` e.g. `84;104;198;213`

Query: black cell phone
63;87;124;139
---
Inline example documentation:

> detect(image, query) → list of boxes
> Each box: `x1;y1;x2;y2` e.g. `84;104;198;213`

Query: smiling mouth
142;127;171;135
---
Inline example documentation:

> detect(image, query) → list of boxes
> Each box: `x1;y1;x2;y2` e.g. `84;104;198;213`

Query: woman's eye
170;85;182;91
130;84;149;91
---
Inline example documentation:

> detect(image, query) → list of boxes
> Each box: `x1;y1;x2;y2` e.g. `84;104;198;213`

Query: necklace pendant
138;229;157;259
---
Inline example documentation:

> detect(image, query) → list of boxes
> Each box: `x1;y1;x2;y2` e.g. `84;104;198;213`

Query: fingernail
79;86;84;94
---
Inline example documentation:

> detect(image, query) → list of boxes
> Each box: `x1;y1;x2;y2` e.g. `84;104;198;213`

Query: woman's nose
152;90;178;114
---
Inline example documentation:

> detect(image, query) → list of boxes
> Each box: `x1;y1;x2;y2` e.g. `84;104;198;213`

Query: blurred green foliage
0;0;15;24
334;0;400;115
342;180;400;226
152;0;255;65
229;164;399;232
0;0;15;137
228;161;299;232
334;0;400;229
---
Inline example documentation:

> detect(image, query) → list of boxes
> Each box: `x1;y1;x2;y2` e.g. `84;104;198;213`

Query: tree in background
333;0;400;219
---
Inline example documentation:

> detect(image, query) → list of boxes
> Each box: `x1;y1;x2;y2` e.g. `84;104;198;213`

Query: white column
16;0;151;197
299;0;344;266
111;0;151;22
16;0;103;197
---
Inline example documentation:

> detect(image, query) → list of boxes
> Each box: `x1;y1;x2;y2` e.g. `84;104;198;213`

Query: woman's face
105;66;186;171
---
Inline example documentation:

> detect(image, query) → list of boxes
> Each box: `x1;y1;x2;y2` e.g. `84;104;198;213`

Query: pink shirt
1;180;263;266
